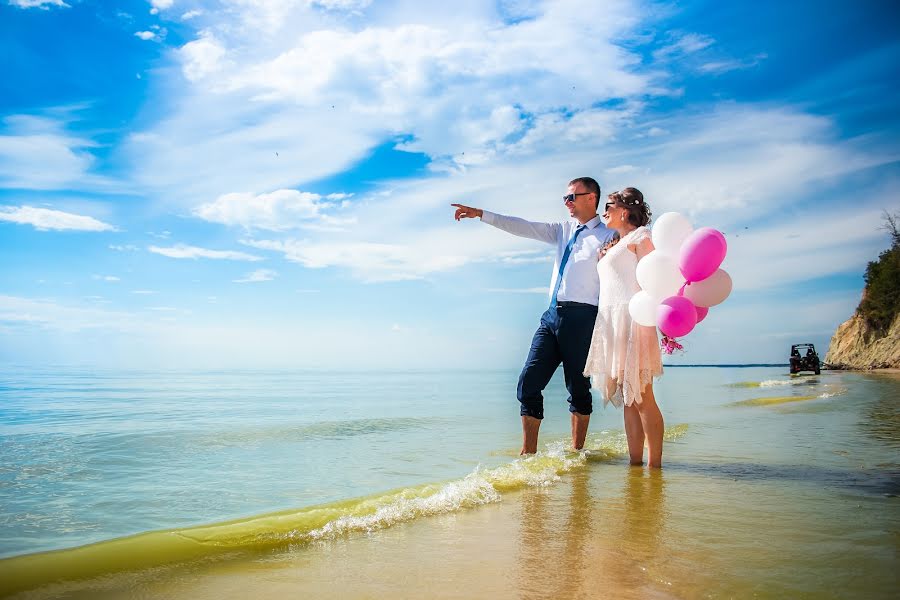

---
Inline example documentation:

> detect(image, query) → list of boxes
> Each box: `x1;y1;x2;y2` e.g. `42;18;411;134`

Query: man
452;177;616;454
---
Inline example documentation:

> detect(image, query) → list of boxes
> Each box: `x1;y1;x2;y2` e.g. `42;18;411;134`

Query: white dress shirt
481;211;616;306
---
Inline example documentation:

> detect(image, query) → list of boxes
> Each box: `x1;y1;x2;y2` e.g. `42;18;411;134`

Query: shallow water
0;367;897;598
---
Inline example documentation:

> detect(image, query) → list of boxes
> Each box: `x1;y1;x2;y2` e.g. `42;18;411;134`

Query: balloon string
678;281;689;296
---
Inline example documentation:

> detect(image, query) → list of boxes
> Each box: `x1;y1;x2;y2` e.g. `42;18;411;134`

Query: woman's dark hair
609;187;651;227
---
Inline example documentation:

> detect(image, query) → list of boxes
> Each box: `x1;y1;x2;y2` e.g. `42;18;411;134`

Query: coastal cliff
825;312;900;370
825;211;899;371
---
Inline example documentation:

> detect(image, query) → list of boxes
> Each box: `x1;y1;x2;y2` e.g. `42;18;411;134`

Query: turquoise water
0;368;520;557
0;366;898;597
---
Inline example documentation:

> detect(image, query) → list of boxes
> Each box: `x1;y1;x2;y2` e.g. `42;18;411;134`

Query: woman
583;188;665;468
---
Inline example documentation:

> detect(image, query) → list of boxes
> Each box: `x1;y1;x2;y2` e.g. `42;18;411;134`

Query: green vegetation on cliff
858;211;900;335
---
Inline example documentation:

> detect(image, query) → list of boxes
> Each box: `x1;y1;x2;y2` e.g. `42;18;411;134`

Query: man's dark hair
569;177;601;209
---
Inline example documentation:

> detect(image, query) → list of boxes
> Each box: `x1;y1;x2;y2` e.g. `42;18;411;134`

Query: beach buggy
789;343;821;375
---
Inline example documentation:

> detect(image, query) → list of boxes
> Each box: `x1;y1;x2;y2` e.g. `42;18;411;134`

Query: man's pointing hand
451;203;483;221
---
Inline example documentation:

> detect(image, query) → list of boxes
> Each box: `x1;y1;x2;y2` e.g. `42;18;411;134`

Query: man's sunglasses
563;192;593;204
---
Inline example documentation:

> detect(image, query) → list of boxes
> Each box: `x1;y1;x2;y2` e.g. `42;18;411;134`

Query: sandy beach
7;452;897;599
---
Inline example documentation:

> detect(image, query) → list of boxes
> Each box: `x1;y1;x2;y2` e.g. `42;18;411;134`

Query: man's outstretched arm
450;203;559;244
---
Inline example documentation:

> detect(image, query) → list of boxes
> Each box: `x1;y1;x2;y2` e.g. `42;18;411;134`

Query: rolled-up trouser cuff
568;396;592;415
519;399;544;420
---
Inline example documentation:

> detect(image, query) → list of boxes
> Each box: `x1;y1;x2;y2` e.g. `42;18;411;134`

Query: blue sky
1;0;898;368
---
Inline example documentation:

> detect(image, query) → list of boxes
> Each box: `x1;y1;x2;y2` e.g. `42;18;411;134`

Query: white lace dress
583;226;663;407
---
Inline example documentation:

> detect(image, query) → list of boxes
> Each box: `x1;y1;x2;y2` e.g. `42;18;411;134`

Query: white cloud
243;238;468;282
193;189;349;230
125;101;377;203
723;206;892;291
233;268;278;283
699;53;768;75
485;287;548;294
652;33;766;77
494;250;553;265
135;31;158;41
605;165;638;175
611;105;893;218
0;205;116;231
127;0;654;202
653;33;714;60
232;103;892;285
9;0;69;9
110;244;140;251
180;31;229;81
310;0;371;11
0;115;104;191
148;243;263;260
131;290;157;295
150;0;174;10
92;275;121;282
181;9;203;20
0;294;140;334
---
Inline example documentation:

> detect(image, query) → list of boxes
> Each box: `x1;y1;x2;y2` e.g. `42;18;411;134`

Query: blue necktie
550;224;586;308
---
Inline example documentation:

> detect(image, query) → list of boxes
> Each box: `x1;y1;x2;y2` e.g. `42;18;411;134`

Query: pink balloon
679;227;727;283
657;295;698;338
695;305;709;323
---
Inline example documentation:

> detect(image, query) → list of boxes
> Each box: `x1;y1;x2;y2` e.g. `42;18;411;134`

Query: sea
0;366;897;599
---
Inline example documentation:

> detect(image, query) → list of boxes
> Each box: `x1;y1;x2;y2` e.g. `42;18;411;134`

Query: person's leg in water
635;383;664;468
517;310;561;454
558;304;597;450
623;402;645;465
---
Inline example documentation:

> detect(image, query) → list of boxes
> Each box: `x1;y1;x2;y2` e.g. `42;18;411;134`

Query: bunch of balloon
627;212;732;354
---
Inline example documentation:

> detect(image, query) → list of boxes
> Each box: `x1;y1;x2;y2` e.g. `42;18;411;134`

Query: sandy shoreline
825;367;900;373
7;469;682;600
10;456;897;600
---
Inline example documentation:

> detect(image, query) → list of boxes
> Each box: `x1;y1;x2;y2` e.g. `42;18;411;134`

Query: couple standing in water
452;177;665;468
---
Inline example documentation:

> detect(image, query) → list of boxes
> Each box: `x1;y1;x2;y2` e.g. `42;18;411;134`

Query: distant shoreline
664;364;788;368
824;367;900;374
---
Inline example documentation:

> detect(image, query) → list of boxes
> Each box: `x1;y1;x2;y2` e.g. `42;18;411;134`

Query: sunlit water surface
0;366;897;598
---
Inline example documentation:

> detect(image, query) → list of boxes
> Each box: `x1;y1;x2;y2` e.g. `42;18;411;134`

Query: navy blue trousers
517;303;597;419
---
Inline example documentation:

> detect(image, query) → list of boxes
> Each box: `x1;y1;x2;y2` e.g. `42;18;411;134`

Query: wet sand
14;468;674;600
14;460;896;600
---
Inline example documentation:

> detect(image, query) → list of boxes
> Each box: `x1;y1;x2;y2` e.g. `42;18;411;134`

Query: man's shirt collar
580;215;603;229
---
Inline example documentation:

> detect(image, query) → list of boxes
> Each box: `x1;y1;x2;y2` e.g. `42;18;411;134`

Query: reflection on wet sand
602;467;669;597
514;466;669;599
622;467;666;565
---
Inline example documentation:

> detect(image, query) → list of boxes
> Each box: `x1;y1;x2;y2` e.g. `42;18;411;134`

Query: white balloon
629;291;659;327
636;251;684;301
652;212;694;256
683;269;732;307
